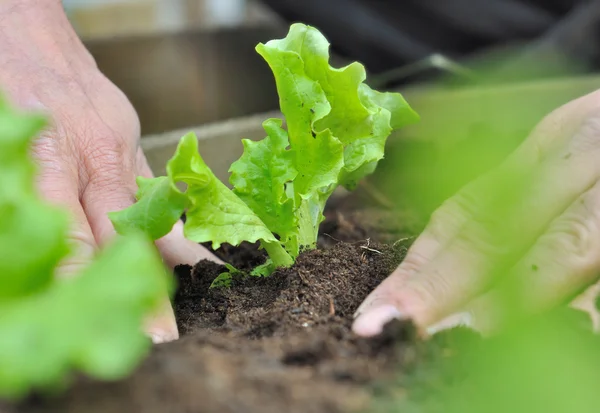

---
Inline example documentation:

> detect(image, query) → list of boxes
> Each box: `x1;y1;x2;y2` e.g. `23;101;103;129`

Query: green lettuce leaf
256;35;344;203
229;118;297;239
168;132;277;249
255;23;418;246
256;23;419;192
111;132;282;251
0;234;169;399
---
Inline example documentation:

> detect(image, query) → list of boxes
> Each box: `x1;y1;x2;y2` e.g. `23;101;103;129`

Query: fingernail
352;305;404;337
149;333;166;344
149;331;178;344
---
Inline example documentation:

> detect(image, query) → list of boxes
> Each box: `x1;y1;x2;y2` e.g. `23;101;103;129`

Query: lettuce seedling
0;98;171;399
110;23;418;275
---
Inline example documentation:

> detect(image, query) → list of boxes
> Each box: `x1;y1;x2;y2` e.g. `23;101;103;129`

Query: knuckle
399;250;429;274
539;208;600;274
30;135;80;191
568;114;600;154
399;273;454;325
527;93;599;156
455;211;510;258
85;140;126;175
67;228;97;250
30;136;66;172
448;186;485;218
427;189;481;239
427;204;460;239
82;133;136;191
429;188;510;257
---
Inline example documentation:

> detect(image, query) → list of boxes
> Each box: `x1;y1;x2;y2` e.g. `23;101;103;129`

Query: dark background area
262;0;600;85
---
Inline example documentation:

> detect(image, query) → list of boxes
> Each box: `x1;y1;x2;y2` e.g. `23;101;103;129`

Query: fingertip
352;304;405;337
144;298;179;344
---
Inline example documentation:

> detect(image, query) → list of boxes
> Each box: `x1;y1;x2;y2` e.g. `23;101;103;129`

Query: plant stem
296;199;319;250
261;240;294;268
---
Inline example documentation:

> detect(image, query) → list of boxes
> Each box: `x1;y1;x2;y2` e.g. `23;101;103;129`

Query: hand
353;88;600;337
1;0;219;342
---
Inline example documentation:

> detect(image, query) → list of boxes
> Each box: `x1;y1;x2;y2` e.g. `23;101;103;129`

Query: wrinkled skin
354;89;600;337
1;0;219;342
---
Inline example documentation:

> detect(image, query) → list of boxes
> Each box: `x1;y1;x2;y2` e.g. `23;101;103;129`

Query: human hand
353;88;600;337
0;0;219;342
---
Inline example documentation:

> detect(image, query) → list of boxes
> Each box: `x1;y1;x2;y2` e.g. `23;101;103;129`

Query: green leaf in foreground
0;235;169;399
0;96;171;399
110;23;418;277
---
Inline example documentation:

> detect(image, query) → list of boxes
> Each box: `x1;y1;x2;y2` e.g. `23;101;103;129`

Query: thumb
81;169;179;344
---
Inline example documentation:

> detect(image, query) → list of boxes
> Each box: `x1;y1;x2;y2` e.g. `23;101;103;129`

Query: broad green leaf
0;235;170;398
61;235;170;379
0;201;70;300
230;118;297;238
109;176;189;240
168;133;278;249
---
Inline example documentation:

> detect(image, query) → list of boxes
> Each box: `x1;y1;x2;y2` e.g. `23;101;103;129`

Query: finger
81;147;180;343
136;150;223;267
404;144;598;327
375;94;576;281
353;114;600;337
352;129;541;337
155;220;224;267
455;180;600;335
143;295;179;344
